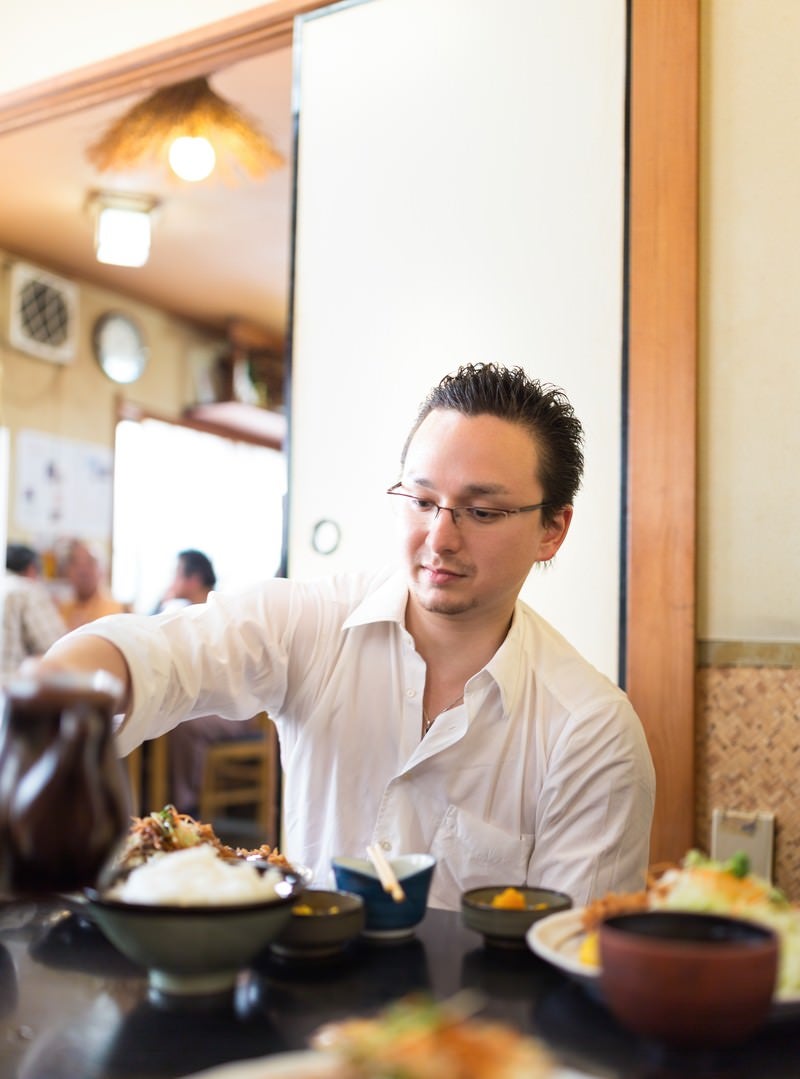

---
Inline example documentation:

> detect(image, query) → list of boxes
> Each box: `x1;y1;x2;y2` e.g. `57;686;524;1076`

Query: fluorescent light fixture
90;192;158;268
168;135;216;182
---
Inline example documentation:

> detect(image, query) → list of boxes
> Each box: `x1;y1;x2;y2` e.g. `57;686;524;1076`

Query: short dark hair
401;363;584;524
178;549;216;589
6;543;39;575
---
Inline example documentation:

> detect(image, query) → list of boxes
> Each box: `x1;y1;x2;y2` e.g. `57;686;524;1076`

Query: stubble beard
412;581;478;618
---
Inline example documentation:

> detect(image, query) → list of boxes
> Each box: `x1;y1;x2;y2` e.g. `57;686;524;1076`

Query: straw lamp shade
86;77;283;183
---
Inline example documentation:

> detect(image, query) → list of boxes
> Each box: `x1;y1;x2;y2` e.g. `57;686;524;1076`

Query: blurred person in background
153;548;216;614
1;543;66;682
58;539;125;631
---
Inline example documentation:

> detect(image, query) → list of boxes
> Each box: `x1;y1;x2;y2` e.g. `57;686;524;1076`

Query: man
1;543;66;681
58;539;125;631
38;364;655;909
155;549;217;613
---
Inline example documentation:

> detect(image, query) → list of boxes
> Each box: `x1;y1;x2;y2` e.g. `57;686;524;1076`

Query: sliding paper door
289;0;626;681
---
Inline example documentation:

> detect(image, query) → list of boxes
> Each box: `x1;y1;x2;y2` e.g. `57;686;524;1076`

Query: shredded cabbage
650;850;800;994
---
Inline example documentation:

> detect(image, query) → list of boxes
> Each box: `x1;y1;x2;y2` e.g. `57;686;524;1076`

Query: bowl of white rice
84;844;307;1000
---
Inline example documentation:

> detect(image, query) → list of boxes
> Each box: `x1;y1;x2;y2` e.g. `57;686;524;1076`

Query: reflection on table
0;901;798;1079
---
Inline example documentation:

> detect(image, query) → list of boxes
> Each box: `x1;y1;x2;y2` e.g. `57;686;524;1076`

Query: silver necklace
422;693;464;737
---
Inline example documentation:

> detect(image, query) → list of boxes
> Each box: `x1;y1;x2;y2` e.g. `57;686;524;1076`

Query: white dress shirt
79;567;655;910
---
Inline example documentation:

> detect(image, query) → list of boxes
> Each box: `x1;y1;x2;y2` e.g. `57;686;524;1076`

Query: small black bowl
461;885;572;948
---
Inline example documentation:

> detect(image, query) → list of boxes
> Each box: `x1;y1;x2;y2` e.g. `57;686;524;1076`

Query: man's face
397;410;572;623
67;545;102;600
168;562;196;602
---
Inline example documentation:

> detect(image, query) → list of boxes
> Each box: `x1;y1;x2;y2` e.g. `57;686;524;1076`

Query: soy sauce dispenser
0;670;131;898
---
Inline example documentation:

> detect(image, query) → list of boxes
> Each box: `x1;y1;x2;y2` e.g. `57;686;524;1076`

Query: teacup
331;853;435;940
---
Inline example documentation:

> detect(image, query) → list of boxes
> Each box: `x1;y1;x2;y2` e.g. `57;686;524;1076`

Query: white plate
184;1051;341;1079
184;1049;595;1079
527;906;800;1017
527;908;601;997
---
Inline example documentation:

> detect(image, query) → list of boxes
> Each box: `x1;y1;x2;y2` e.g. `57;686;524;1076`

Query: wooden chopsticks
366;843;406;903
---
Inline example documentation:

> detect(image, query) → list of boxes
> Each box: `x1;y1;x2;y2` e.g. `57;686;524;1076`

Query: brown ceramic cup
599;910;779;1049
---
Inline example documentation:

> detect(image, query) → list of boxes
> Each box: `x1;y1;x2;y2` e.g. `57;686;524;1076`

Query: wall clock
311;518;341;555
92;311;149;384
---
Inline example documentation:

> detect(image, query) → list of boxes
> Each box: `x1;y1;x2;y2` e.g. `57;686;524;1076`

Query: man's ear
536;505;573;563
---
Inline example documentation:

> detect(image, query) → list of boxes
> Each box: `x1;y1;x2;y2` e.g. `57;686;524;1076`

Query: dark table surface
0;899;798;1079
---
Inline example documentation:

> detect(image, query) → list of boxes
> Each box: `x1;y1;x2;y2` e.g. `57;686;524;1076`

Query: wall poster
14;429;114;541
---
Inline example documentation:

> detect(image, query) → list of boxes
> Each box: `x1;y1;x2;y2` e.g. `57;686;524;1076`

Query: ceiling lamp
89;192;158;268
86;77;283;183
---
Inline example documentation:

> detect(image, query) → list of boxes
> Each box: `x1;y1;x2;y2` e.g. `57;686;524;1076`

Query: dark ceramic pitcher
0;671;131;897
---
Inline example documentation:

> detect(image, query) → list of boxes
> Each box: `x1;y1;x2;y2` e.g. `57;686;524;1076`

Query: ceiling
0;46;294;346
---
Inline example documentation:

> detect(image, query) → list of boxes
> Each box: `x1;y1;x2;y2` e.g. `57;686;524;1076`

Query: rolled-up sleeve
70;582;294;756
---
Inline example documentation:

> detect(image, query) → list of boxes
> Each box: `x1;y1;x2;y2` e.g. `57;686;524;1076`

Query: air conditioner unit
8;260;78;365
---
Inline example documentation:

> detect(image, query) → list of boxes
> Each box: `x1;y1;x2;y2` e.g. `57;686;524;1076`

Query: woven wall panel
695;667;800;898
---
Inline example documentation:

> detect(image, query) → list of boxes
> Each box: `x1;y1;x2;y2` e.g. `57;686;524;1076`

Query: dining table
0;897;798;1079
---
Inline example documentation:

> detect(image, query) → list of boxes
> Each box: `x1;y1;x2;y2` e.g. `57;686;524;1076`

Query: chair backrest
199;713;279;846
124;733;170;816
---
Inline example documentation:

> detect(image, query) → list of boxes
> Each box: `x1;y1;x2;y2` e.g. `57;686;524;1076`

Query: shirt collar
344;571;529;713
342;568;409;629
483;604;528;712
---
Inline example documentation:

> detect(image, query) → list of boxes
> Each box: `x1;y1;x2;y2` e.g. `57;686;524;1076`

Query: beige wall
696;2;799;890
698;0;800;644
0;248;220;548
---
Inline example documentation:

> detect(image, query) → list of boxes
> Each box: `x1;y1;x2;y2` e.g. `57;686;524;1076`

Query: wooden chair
124;745;143;814
122;733;171;817
198;713;279;846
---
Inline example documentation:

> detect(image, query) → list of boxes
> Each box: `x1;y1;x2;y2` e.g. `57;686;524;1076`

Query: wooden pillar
627;0;699;864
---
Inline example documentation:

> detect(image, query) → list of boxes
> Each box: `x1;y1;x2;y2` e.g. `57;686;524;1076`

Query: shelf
183;402;287;447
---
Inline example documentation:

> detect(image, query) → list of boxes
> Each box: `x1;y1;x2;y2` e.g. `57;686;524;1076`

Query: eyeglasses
387;483;551;529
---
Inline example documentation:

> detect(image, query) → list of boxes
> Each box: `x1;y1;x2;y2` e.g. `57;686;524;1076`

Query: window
112;418;286;613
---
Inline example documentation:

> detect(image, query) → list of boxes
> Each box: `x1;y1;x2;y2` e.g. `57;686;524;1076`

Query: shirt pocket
428;803;534;908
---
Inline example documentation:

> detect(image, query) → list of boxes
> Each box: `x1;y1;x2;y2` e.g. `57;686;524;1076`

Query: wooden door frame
0;0;697;863
626;0;698;862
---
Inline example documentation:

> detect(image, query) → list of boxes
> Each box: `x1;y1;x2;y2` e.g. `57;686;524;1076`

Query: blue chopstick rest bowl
331;853;435;940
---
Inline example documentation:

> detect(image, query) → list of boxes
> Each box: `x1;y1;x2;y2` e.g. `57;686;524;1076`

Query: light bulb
168;136;216;182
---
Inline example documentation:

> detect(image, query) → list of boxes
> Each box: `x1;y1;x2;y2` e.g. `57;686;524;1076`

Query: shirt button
381;840;391;851
405;689;415;698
